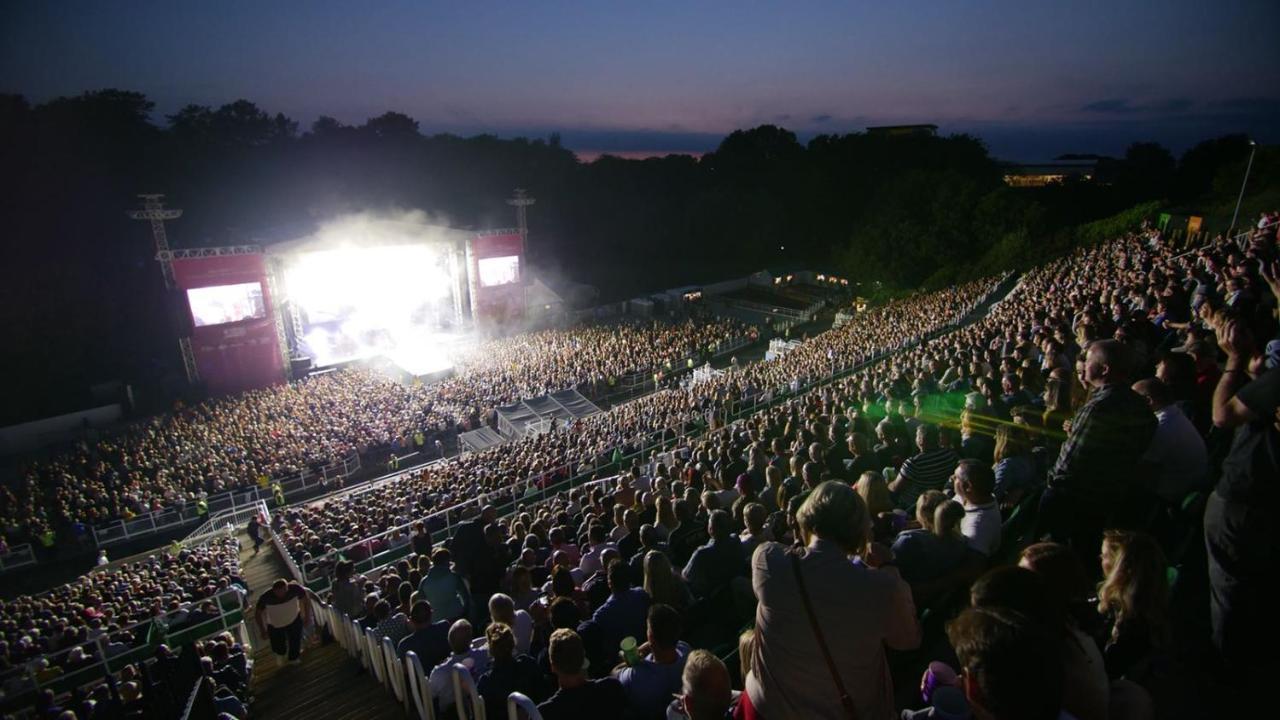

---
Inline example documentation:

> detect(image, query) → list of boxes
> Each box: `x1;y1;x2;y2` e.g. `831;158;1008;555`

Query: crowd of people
0;536;250;714
1;316;752;547
273;276;1001;579
304;214;1277;719
9;211;1279;718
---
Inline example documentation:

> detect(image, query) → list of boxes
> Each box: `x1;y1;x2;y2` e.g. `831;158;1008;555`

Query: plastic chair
366;627;388;687
383;636;409;708
451;662;486;720
507;692;543;720
404;651;436;720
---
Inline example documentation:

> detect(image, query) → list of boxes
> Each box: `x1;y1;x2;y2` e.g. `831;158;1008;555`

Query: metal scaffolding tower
128;194;183;288
506;188;535;246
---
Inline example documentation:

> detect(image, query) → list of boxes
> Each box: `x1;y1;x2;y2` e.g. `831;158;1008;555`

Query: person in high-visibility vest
196;498;209;518
39;528;55;549
414;431;425;448
387;454;399;472
272;482;286;507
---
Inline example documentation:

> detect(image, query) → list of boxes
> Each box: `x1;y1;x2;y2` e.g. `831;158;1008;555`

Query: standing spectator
449;505;497;578
330;561;364;619
1038;340;1157;556
1205;315;1280;678
255;579;311;668
538;629;629;719
746;481;919;718
247;515;263;555
419;548;472;623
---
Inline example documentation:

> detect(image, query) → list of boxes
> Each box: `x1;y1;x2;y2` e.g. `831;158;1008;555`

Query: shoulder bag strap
790;551;859;720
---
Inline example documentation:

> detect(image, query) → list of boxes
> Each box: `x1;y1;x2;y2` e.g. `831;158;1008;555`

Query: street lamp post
1229;140;1258;237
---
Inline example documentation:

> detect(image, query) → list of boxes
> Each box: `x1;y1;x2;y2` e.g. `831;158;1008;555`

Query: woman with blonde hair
1097;529;1170;680
643;549;692;612
992;423;1036;506
854;470;893;519
654;495;677;541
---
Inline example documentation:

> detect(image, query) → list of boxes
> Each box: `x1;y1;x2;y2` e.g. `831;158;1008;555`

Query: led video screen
477;255;520;287
187;282;267;327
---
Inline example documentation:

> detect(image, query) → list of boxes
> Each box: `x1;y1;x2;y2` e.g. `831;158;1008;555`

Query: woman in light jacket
746;481;920;719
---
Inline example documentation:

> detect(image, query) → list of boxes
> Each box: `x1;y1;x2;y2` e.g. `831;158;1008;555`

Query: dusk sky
4;1;1278;161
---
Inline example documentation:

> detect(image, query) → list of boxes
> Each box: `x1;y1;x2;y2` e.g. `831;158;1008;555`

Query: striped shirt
896;448;959;510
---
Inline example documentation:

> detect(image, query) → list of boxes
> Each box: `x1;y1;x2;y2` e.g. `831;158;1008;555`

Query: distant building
1001;161;1096;188
866;124;938;137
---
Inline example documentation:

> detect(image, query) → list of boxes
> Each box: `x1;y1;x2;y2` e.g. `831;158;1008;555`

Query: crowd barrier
0;543;36;574
91;452;360;547
181;499;272;549
0;587;249;708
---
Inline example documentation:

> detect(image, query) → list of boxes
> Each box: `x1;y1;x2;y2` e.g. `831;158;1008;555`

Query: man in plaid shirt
1037;339;1157;560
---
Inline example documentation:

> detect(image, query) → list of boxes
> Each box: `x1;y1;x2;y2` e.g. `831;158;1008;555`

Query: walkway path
239;533;407;719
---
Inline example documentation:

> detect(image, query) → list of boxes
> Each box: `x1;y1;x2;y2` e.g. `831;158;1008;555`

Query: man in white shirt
428;619;490;713
953;459;1001;557
1132;377;1209;503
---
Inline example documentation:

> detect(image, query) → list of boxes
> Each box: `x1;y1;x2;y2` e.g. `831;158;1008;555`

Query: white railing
181;500;272;548
0;543;37;573
451;663;486;720
507;692;543;720
91;452;360;547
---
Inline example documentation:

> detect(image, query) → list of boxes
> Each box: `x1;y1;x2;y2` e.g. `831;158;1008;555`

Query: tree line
0;89;1270;422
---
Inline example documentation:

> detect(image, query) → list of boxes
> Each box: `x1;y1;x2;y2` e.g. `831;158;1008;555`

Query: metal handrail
0;586;248;703
91;452;360;546
0;543;37;574
451;662;486;720
507;692;543;720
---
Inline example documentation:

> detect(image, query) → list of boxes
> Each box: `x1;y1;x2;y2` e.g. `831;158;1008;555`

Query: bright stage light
285;244;458;370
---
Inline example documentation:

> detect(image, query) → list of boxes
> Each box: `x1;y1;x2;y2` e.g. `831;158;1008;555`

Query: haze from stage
281;212;466;372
